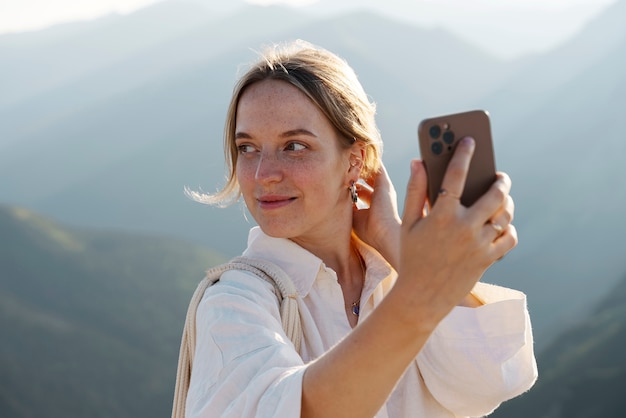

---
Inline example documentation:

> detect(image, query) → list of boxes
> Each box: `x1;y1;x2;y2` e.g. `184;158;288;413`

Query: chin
257;222;298;239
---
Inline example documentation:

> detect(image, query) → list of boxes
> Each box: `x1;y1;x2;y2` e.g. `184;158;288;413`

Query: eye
237;143;256;154
285;142;307;152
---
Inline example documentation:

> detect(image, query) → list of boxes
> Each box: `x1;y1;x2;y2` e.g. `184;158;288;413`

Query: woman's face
235;79;358;242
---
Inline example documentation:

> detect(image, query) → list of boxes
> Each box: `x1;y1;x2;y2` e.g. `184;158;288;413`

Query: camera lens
442;131;455;145
431;141;443;155
429;125;441;139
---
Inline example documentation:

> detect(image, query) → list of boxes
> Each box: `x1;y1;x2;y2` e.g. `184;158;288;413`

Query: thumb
402;159;428;225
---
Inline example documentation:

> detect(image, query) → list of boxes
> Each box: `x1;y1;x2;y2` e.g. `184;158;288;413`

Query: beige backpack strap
171;257;302;418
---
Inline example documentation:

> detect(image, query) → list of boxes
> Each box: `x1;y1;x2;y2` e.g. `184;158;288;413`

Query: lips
257;195;296;209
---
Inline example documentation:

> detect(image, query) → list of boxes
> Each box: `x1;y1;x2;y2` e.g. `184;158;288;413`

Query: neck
292;230;365;327
291;233;362;284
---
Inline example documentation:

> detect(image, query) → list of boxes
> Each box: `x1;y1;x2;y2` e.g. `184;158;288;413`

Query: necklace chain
350;247;365;317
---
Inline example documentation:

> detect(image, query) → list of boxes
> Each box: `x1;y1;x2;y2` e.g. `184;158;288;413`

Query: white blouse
186;227;537;417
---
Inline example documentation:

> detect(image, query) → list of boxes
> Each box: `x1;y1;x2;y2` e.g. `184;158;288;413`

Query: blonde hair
188;40;382;207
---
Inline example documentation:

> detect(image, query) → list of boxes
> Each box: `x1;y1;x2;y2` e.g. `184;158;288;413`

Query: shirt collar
242;227;324;298
242;227;396;300
357;237;396;303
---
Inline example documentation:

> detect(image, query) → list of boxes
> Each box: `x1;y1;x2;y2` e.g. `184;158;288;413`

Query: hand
395;137;518;327
352;163;402;266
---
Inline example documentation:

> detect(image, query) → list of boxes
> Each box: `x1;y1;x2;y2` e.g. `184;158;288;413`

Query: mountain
1;202;624;418
0;4;316;150
0;1;216;113
0;0;625;346
0;3;511;256
0;204;225;417
473;0;626;344
479;0;626;130
491;272;626;418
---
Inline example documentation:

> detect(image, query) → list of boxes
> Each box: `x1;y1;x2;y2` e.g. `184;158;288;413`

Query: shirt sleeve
185;270;306;418
416;282;538;417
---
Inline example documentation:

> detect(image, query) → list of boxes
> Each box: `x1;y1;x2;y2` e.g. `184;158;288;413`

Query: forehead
236;79;331;133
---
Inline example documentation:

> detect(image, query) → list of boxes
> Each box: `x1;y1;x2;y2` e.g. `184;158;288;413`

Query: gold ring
489;221;504;235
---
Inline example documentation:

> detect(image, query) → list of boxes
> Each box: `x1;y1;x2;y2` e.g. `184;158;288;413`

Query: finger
438;137;475;204
372;162;391;189
492;224;518;259
485;220;506;240
354;178;374;210
471;172;512;224
482;193;514;233
402;159;428;225
355;162;397;210
480;194;515;246
377;163;400;203
492;195;514;225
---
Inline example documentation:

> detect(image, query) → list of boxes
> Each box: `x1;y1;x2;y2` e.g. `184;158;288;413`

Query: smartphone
418;110;496;207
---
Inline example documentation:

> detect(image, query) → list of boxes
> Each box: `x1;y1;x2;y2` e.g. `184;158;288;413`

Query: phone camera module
429;125;441;139
431;141;443;155
442;131;455;145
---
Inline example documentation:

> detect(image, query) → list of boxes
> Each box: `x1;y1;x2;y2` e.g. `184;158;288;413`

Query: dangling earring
349;181;358;204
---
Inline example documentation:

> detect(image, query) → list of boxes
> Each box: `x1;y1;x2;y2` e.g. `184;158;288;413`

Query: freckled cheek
235;161;256;193
292;164;340;198
285;160;321;182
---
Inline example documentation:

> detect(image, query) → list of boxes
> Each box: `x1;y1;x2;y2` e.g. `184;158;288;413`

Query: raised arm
302;137;518;417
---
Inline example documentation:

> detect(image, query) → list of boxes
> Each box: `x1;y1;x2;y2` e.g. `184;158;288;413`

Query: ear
348;144;365;179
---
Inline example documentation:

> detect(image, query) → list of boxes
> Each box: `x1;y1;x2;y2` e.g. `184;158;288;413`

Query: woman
184;40;537;417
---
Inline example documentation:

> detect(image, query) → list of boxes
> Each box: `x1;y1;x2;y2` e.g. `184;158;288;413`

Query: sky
0;0;618;58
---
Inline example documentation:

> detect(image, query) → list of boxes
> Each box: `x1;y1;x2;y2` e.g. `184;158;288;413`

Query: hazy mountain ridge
0;0;624;348
491;272;626;418
480;0;626;130
0;204;226;417
1;203;624;417
0;0;216;112
476;0;626;340
0;3;512;255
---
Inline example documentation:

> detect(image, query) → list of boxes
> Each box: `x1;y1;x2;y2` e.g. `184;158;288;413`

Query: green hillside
1;1;625;345
2;204;626;417
0;205;225;417
492;272;626;418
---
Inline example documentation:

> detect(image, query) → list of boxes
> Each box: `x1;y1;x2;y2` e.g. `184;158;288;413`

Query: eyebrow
235;129;317;140
235;132;252;140
280;129;317;138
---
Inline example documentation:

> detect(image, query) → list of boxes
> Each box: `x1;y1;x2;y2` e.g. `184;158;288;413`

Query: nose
255;151;283;184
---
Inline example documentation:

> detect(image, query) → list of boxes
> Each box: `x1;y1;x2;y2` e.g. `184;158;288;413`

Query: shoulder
199;268;282;319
